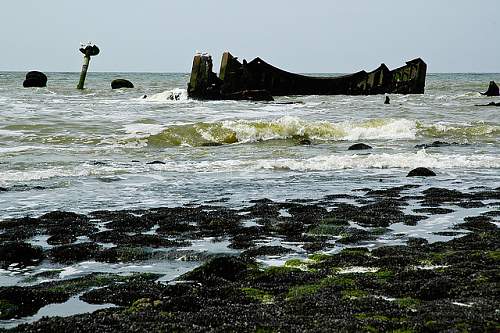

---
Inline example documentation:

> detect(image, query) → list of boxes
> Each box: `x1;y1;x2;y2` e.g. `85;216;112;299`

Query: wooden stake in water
77;44;100;90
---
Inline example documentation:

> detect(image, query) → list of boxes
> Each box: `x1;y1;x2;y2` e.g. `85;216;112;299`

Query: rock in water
348;143;372;150
111;79;134;89
23;71;47;88
481;81;499;96
407;167;436;177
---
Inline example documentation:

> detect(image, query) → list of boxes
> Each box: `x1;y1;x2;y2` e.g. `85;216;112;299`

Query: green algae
341;289;368;300
340;247;370;256
241;288;274;304
395;297;420;309
286;283;322;299
321;275;356;287
21;269;63;283
284;259;303;267
126;298;163;314
308;253;331;262
487;250;500;260
46;272;160;294
308;224;343;236
0;300;18;320
370;269;394;280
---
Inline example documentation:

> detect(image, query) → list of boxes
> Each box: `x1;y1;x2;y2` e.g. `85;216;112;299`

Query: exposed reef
0;186;498;332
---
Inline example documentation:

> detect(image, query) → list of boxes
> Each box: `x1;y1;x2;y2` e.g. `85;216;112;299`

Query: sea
0;72;499;325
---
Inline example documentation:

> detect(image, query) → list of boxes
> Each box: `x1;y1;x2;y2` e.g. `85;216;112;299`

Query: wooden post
77;44;100;90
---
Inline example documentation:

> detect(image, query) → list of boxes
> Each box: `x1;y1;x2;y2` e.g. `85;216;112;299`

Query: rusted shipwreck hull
188;52;427;100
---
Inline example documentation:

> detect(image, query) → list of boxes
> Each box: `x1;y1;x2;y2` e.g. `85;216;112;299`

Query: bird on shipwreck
187;51;427;101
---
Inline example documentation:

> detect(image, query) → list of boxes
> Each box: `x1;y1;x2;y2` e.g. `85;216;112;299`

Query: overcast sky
1;1;498;73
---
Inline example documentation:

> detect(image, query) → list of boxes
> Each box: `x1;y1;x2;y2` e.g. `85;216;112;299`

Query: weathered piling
77;44;100;90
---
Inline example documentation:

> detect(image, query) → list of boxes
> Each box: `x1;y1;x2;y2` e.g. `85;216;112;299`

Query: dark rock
0;242;44;268
302;241;328;252
146;160;166;165
407;167;436;177
0;287;67;319
241;245;292;258
414;141;459;149
298;138;312;145
201;142;223;147
455;216;497;232
416;277;452;300
406;237;428;247
336;228;377;244
96;246;153;263
23;71;47;88
47;242;102;264
98;211;155;233
111;79;134;89
481;81;499;96
47;233;77;245
40;211;96;238
179;256;251;284
348;143;372;150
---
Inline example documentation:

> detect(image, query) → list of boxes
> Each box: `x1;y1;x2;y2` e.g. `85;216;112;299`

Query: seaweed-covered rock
47;242;102;264
180;256;251;284
241;245;292;258
0;242;44;268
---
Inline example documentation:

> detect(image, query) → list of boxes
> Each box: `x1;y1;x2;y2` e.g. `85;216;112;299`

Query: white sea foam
122;123;166;136
0;146;40;153
149;150;500;173
0;164;123;184
144;88;188;102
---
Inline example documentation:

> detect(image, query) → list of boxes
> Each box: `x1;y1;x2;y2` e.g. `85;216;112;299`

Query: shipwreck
187;52;427;101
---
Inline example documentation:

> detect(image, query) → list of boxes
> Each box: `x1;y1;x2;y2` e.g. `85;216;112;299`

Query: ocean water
0;72;498;217
0;72;499;325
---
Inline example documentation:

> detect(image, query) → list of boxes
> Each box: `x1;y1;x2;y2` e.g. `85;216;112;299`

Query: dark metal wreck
188;52;427;101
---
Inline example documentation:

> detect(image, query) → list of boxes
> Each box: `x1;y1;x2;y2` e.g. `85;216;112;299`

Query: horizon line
1;71;500;75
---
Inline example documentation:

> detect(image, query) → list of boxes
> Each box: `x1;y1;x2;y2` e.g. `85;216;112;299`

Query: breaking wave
146;149;500;172
140;116;499;147
2;150;497;185
417;121;499;140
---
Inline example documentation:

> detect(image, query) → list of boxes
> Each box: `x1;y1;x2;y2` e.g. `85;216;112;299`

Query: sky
1;0;499;73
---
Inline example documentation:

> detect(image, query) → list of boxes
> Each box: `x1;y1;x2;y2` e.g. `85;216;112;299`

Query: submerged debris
188;52;427;100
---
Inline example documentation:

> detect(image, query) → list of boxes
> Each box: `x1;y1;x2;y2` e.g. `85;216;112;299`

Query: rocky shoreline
1;186;499;332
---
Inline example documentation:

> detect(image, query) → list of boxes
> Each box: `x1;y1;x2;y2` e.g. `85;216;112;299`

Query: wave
253;150;500;172
141;116;499;147
143;117;416;147
417;122;499;140
2;150;497;185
